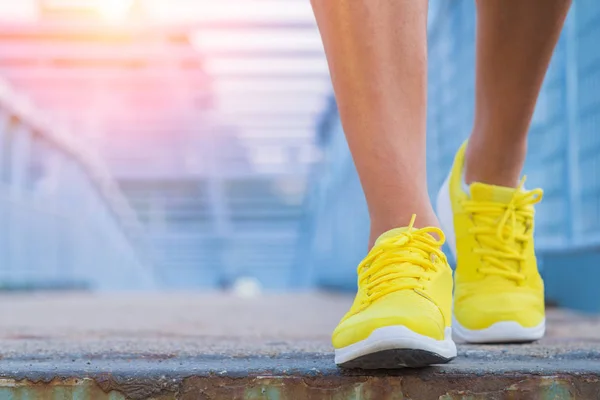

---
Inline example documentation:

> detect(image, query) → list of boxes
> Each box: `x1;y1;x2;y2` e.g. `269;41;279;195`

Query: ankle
368;210;439;248
464;135;527;188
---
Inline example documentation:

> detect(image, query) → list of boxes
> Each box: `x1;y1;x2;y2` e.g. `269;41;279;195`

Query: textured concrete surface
0;292;599;399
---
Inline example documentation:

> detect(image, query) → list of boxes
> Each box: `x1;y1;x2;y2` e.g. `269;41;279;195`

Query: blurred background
0;0;598;311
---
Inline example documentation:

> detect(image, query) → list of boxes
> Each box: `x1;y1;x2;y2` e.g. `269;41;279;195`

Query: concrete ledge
1;353;599;399
0;293;599;399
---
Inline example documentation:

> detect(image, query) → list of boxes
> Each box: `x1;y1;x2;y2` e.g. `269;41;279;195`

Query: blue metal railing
0;79;155;290
303;1;600;311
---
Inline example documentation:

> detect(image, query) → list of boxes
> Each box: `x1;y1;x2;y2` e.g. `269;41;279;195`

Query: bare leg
465;0;572;187
311;0;432;246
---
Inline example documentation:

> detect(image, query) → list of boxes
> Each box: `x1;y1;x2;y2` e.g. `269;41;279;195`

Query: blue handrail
0;78;155;290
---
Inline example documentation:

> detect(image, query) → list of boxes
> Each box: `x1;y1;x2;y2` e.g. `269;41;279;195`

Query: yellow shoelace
357;215;447;305
463;177;543;283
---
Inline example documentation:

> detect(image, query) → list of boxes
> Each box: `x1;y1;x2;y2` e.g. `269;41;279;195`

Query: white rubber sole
452;316;546;343
334;326;457;369
436;174;546;344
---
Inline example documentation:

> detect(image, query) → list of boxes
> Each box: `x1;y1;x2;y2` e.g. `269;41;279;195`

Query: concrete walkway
0;292;599;399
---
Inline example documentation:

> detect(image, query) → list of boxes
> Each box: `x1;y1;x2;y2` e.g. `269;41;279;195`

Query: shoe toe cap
332;291;446;349
454;291;544;330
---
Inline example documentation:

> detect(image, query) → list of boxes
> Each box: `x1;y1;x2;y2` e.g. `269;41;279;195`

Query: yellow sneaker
436;142;545;343
332;215;457;369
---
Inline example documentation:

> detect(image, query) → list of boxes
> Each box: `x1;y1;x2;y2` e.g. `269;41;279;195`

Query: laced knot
357;215;447;305
463;176;543;283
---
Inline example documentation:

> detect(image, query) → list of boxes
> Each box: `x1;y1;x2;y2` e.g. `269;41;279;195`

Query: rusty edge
0;373;598;400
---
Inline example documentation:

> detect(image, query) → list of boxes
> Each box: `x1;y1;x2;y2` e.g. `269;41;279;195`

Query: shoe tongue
371;227;427;286
469;182;525;280
374;227;417;247
469;182;518;204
